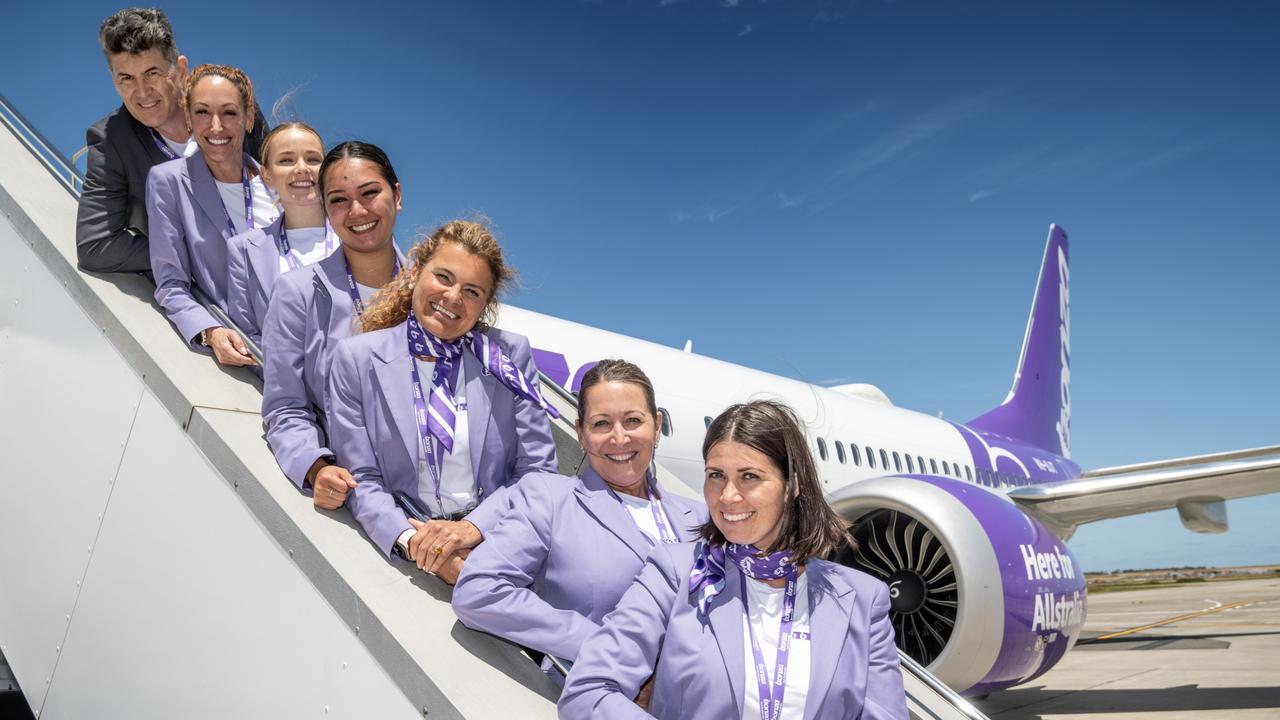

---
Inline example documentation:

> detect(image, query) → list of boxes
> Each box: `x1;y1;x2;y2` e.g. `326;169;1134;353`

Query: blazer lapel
249;219;284;295
128;111;170;166
462;349;494;481
317;251;355;336
185;154;232;241
707;563;747;719
804;563;855;719
662;494;704;541
372;331;420;483
572;467;655;561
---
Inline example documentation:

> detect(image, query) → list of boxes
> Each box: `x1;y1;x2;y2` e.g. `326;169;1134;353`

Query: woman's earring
572;450;585;475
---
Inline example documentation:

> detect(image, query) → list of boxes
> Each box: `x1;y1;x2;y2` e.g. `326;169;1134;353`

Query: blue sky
4;0;1277;572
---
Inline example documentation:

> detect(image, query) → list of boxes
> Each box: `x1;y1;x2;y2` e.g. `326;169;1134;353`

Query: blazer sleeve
146;164;218;345
453;475;601;661
76;119;151;273
861;581;909;720
558;545;681;720
327;339;411;558
261;275;330;489
504;333;559;480
225;232;261;346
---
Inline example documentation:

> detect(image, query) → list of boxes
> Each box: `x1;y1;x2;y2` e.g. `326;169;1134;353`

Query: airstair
0;92;985;720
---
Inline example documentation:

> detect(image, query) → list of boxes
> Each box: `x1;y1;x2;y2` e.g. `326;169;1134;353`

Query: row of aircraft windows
684;413;1035;488
812;436;1036;488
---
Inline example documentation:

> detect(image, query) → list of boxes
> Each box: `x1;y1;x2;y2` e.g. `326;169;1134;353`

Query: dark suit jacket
75;103;267;274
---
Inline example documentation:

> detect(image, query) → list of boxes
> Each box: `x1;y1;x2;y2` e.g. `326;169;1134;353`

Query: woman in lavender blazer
560;401;908;720
452;360;708;677
227;122;335;346
259;141;405;509
146;64;276;366
327;220;559;584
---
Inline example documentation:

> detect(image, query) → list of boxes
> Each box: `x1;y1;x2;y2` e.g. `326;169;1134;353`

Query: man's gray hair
99;7;178;66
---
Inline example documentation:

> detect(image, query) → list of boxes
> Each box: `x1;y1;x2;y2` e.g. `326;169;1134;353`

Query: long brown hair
359;219;516;334
699;400;853;563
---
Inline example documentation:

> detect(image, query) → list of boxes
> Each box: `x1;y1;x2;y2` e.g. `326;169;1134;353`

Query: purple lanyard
741;568;798;720
278;216;336;272
343;251;400;317
149;128;181;160
220;160;254;235
608;480;677;547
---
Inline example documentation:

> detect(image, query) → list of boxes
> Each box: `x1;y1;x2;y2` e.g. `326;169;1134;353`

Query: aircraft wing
1007;445;1280;539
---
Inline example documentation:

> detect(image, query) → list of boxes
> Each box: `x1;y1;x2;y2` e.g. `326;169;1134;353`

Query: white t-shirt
741;572;812;720
276;225;338;274
215;175;277;235
356;282;378;304
161;135;198;158
617;492;673;545
414;358;476;517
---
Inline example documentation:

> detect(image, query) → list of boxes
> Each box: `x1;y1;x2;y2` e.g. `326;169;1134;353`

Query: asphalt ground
975;577;1280;719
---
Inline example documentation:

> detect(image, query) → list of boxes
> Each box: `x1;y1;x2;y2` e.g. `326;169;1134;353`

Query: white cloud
836;94;990;182
776;191;805;209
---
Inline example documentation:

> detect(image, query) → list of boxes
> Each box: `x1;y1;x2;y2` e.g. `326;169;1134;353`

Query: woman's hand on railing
406;518;483;575
311;462;357;510
205;326;257;366
434;549;470;585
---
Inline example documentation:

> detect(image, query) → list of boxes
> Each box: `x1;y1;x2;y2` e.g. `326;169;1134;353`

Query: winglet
968;225;1072;458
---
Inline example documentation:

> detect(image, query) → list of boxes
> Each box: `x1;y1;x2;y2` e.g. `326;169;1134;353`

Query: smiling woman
145;63;277;367
451;359;708;684
226;122;331;346
259;140;406;510
324;219;560;584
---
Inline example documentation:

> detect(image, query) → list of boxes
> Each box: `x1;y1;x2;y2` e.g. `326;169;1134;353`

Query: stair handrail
0;91;83;194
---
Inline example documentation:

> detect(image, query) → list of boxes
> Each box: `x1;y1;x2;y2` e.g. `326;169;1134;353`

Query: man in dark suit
76;8;266;273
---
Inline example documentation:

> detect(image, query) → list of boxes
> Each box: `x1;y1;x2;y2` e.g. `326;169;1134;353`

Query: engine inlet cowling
826;475;1087;694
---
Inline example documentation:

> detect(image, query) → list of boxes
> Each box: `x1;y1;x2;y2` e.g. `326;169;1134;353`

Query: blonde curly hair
360;219;516;334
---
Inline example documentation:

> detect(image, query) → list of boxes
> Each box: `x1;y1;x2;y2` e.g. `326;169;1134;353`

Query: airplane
493;224;1280;696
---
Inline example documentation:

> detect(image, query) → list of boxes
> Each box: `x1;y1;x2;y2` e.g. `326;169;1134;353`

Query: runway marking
1093;599;1255;641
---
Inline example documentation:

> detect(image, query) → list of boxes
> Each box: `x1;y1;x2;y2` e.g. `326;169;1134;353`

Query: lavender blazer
327;321;559;558
227;216;301;346
452;466;708;663
146;152;261;346
559;542;908;720
260;248;391;489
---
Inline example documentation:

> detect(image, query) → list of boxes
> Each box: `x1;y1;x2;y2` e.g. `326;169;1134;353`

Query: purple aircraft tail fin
968;225;1071;458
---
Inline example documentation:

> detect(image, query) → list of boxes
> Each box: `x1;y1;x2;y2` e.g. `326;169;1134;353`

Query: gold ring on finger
431;545;444;555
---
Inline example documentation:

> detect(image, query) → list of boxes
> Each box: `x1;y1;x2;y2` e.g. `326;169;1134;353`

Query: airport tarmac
975;576;1280;719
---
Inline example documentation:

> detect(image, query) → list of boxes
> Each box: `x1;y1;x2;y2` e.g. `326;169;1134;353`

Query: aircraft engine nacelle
826;475;1087;694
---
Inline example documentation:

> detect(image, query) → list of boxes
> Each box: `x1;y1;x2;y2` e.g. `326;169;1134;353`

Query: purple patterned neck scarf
689;541;798;617
406;311;559;457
